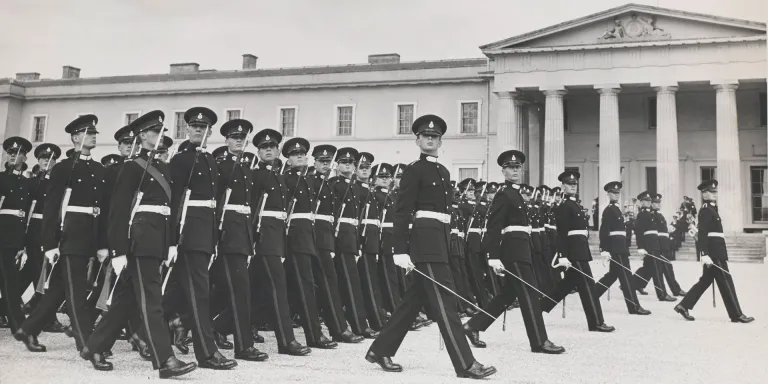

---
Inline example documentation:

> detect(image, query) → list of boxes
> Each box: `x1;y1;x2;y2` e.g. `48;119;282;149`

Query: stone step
586;234;765;263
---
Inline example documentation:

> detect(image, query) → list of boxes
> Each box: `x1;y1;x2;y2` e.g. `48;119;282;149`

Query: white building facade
0;4;766;232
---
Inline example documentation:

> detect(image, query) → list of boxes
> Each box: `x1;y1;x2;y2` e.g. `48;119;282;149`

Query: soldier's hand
554;258;571;270
45;248;59;264
393;254;414;270
701;255;713;266
600;251;610;258
488;259;504;276
638;249;647;256
329;252;336;259
96;249;109;263
16;250;27;270
112;255;128;275
165;246;178;267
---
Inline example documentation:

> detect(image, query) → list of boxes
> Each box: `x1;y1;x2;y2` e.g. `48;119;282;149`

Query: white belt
414;210;450;224
450;229;460;235
658;233;669;238
708;232;724;238
0;209;24;218
545;224;556;230
532;227;544;233
468;228;482;234
609;231;625;236
568;229;588;236
338;217;359;226
66;206;100;216
31;213;43;220
481;228;487;233
188;199;217;209
502;225;531;234
224;204;251;215
381;222;393;228
458;232;465;238
361;219;380;227
136;205;171;216
409;224;413;229
643;230;658;235
260;210;287;220
314;214;333;223
288;213;313;221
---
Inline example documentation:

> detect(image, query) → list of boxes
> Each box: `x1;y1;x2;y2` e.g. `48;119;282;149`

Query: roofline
480;3;766;51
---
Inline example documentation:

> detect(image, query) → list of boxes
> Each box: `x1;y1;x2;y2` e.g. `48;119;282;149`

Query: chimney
15;72;41;81
62;66;80;79
242;54;258;70
368;53;400;65
170;63;200;75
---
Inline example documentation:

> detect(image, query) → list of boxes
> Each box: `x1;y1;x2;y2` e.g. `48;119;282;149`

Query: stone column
714;81;744;233
527;103;542;186
494;91;523;168
543;89;566;186
654;85;680;220
596;86;622;217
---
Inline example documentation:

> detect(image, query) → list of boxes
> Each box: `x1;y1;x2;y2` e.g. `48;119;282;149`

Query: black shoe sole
365;355;403;372
457;367;497;379
532;348;565;354
235;354;269;362
198;362;238;370
159;363;197;379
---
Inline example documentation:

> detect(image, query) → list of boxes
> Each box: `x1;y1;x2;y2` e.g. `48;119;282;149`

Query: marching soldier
631;192;676;301
16;115;109;354
82;110;197;377
595;182;650;315
372;163;403;316
463;150;564;354
674;180;754;323
164;107;237;369
365;114;496;379
0;137;33;336
458;178;488;308
447;180;475;317
249;129;312;356
540;170;615;333
309;144;363;344
157;135;173;163
652;194;686;297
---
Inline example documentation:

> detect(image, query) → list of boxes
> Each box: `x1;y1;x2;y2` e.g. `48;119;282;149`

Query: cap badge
429;121;434;128
12;142;18;148
92;120;97;126
295;143;300;148
197;113;203;120
129;131;134;137
345;153;351;158
323;150;328;155
238;126;242;132
511;155;516;161
265;135;271;141
45;148;51;153
159;116;163;123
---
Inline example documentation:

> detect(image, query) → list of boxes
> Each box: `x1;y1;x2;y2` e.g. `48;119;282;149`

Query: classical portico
483;3;767;233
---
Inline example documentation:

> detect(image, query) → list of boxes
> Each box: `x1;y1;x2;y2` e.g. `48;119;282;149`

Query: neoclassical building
0;3;766;233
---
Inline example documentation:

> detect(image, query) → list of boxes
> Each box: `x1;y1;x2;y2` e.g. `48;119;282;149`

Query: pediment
481;3;765;52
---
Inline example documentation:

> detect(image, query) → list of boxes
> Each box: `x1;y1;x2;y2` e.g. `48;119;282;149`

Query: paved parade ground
1;260;765;384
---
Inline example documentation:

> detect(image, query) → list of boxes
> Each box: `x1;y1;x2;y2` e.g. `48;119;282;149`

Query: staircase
586;231;765;263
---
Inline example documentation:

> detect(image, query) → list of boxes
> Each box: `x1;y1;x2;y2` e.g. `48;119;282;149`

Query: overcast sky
0;0;764;79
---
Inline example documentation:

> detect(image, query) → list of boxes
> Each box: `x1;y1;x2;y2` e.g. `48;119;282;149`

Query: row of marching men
0;106;453;379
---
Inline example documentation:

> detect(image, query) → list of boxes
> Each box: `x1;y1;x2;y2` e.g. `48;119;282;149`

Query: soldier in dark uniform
0;137;33;336
458;179;487;308
309;145;363;344
283;137;337;349
631;192;676;302
81;111;197;377
675;180;754;323
365;115;496;379
156;135;173;163
540;170;615;333
373;163;400;316
164;107;237;369
594;181;650;315
652;194;686;297
545;187;563;289
448;180;475;317
15;116;109;354
330;147;378;339
463;150;564;354
208;119;270;361
249;129;312;356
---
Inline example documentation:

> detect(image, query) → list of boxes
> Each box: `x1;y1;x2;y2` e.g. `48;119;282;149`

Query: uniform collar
420;153;438;162
79;154;91;161
11;169;22;175
376;187;388;193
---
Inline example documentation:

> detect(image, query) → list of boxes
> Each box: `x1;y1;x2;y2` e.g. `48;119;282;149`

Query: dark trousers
662;261;683;295
368;262;474;373
163;251;217;361
467;262;548;349
378;251;402;313
447;255;472;312
286;252;322;344
541;261;605;330
210;254;254;353
632;254;669;299
87;257;173;368
335;252;368;334
465;251;490;307
249;254;295;349
532;251;556;297
680;260;743;319
357;252;385;330
313;249;348;338
0;249;25;333
596;253;642;313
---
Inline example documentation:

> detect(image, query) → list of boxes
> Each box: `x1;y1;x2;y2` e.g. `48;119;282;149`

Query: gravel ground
1;260;765;384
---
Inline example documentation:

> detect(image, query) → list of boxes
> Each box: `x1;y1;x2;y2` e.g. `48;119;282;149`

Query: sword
408;267;497;320
607;258;665;295
162;263;174;294
708;263;732;276
500;267;557;304
643;252;672;265
106;269;122;306
568;264;639;309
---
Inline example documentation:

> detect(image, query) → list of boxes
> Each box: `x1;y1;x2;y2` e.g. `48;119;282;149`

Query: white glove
355;250;361;262
393;254;415;270
701;255;713;266
96;249;109;263
112;255;128;275
247;255;252;267
165;246;178;267
488;259;504;276
330;252;336;259
554;258;572;270
600;251;610;258
16;250;27;270
638;249;647;256
45;248;59;264
281;257;285;263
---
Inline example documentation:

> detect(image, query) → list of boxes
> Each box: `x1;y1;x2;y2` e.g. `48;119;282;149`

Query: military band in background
0;107;755;380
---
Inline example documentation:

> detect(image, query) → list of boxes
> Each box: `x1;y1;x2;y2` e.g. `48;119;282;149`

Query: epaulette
407;160;418;166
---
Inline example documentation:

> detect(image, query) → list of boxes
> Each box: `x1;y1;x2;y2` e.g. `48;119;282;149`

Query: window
701;166;716;183
460;102;479;133
396;104;415;134
458;168;478;181
174;112;188;140
760;92;766;127
645;166;657;193
279;107;297;137
124;113;139;125
32;116;47;142
648;97;657;129
336;105;354;136
750;166;768;223
225;109;241;121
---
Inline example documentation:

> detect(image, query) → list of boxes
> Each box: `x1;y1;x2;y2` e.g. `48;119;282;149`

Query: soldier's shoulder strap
131;158;172;202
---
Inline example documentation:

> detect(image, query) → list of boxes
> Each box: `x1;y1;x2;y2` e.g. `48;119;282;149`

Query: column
597;86;622;216
654;85;680;220
527;103;542;186
714;81;744;233
543;89;566;186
